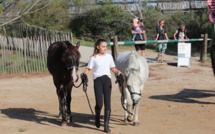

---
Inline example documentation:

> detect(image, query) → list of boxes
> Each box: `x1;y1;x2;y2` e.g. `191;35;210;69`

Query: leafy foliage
21;0;71;31
185;9;213;39
0;0;14;15
70;5;133;40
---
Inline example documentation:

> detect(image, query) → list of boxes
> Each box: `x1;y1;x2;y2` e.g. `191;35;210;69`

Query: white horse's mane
126;51;148;86
116;51;149;86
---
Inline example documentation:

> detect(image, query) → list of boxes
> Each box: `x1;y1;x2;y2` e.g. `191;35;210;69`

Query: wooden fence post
111;36;118;61
203;34;208;62
200;34;208;62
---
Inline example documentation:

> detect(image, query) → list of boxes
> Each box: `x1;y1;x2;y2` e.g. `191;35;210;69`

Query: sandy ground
0;48;215;134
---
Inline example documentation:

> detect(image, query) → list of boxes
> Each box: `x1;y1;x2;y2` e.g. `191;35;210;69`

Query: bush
70;5;133;41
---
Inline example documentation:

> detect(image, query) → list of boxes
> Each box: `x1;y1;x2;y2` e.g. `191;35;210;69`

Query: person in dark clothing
155;19;169;63
131;18;147;57
81;39;121;133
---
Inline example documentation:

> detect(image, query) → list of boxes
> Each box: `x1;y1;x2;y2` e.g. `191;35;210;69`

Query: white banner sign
178;43;191;67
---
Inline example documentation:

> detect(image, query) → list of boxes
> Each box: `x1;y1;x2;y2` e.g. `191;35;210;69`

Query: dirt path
0;50;215;134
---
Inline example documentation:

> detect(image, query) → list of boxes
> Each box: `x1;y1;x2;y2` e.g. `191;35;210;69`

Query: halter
126;85;142;96
72;73;94;115
67;66;79;70
66;57;79;70
125;76;142;109
116;74;141;115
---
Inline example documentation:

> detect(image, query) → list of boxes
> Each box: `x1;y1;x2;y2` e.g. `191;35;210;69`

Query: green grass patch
18;128;26;132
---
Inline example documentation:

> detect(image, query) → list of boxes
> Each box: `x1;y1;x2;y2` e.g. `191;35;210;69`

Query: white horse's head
125;52;148;104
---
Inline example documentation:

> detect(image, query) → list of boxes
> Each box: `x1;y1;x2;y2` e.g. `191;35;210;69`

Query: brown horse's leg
54;78;67;126
61;85;68;126
56;89;62;118
54;79;63;118
55;85;67;125
65;85;73;124
54;79;62;118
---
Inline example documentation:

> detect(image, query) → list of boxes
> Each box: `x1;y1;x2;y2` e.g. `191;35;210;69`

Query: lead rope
83;83;94;115
72;74;94;115
116;74;133;115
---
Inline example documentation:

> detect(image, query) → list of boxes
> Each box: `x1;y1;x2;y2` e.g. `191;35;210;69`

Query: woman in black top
155;19;169;63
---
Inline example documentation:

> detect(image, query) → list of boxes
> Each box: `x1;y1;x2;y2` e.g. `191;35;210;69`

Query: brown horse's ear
76;41;80;49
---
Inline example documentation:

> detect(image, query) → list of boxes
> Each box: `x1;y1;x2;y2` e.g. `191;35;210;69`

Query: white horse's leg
133;87;143;126
126;93;134;122
122;83;130;123
133;101;140;126
123;99;128;123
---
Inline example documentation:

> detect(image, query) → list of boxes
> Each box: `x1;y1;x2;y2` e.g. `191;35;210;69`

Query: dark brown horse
47;41;80;126
211;43;215;76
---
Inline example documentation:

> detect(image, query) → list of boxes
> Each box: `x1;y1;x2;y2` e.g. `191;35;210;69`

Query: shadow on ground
0;108;97;131
0;108;126;131
149;88;215;104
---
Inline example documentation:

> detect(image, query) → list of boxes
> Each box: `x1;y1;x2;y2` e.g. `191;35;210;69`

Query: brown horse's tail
211;43;215;76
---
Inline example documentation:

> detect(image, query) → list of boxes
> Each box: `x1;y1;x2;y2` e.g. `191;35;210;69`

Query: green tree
185;9;213;39
141;6;165;40
0;0;51;27
21;0;71;31
70;5;133;40
0;0;14;15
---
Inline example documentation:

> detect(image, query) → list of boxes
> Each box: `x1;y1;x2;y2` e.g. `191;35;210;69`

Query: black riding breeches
94;75;112;111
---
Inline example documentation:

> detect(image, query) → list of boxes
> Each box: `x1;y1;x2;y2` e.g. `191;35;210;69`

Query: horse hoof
133;122;140;126
70;116;74;123
61;121;67;126
127;115;133;122
66;116;74;125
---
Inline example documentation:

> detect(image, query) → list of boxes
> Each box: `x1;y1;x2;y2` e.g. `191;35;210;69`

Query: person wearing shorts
131;18;146;57
155;19;169;63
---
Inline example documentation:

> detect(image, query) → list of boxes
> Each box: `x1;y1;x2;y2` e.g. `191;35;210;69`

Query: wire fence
0;24;73;74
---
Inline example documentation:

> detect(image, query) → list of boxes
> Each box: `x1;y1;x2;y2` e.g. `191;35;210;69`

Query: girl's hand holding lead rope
81;73;88;92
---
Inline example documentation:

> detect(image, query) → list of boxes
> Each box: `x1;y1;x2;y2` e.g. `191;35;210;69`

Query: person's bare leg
141;50;145;58
156;55;161;62
161;53;165;63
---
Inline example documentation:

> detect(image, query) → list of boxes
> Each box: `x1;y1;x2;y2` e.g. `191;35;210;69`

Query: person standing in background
131;18;147;57
173;24;189;40
155;19;169;63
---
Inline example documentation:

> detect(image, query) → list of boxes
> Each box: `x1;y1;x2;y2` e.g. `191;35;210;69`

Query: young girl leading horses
81;39;121;133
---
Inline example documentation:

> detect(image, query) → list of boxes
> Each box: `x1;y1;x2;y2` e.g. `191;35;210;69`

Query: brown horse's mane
68;45;81;59
63;41;81;60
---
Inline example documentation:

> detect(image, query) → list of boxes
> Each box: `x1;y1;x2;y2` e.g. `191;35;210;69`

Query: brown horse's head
62;41;81;83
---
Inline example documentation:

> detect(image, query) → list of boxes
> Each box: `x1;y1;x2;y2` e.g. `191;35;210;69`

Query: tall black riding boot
95;108;101;128
104;110;111;133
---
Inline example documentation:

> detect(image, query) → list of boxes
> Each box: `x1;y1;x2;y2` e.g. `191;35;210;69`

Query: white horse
115;50;149;125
